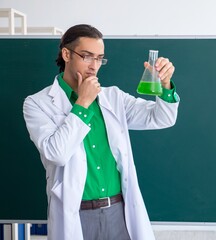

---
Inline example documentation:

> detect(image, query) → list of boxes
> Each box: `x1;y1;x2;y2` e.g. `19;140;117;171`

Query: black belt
80;193;123;210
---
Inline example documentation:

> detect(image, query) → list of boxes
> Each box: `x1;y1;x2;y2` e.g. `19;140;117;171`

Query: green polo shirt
58;73;121;200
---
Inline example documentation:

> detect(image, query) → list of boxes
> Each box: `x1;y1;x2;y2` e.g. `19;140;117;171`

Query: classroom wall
1;0;216;35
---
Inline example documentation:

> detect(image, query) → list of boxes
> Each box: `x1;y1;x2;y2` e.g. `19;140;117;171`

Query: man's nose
89;59;99;69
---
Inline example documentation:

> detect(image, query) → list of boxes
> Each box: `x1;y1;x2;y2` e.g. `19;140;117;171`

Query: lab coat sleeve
23;96;90;167
119;88;179;130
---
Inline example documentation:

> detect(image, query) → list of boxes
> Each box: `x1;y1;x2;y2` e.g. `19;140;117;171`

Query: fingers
144;61;149;68
97;82;100;88
144;62;153;72
86;76;100;89
155;57;175;81
77;72;100;89
77;72;83;87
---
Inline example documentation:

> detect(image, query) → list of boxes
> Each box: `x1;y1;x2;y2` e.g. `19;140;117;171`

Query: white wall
1;0;216;35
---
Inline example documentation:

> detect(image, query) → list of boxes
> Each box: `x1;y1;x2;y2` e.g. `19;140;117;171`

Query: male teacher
23;24;179;240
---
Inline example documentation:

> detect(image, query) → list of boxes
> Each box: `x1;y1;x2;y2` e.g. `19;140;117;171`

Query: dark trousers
79;201;131;240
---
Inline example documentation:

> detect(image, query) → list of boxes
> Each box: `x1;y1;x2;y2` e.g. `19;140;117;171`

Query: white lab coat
23;76;179;240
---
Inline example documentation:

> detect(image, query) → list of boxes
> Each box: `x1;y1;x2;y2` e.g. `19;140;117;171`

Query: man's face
65;37;105;82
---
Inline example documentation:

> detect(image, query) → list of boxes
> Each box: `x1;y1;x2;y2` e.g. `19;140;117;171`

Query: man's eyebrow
80;50;104;57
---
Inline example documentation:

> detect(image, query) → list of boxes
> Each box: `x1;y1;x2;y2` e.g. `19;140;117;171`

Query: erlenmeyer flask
137;50;162;96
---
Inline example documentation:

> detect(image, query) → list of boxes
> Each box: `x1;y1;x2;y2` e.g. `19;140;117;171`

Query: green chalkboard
0;38;216;222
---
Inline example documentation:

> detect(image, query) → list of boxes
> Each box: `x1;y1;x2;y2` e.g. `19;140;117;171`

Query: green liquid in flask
137;81;162;96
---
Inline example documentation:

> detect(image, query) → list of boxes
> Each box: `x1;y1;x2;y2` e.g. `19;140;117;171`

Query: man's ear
62;48;71;62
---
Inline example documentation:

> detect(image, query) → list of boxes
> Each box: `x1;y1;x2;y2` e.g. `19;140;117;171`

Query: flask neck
149;50;158;65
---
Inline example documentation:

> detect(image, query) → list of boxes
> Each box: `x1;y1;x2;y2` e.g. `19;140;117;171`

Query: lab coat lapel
98;89;120;123
48;78;72;115
98;89;126;170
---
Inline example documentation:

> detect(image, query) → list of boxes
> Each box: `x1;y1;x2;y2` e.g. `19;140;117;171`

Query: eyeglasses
67;48;108;65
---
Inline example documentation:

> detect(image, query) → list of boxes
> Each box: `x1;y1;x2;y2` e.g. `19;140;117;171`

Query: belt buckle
99;197;111;208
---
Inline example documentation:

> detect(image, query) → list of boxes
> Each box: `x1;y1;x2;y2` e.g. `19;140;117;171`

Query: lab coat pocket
51;179;63;202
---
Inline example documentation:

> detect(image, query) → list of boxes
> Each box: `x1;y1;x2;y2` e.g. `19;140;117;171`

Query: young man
23;24;179;240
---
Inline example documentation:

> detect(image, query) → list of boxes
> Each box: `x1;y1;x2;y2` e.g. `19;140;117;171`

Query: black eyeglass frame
67;48;108;65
